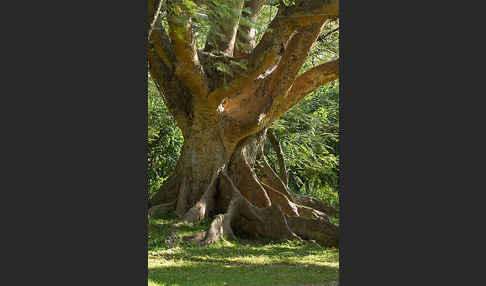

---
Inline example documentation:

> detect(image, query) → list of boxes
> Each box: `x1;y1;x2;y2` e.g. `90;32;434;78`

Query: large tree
148;0;340;247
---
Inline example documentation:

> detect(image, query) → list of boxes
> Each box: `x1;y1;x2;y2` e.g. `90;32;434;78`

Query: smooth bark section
264;59;339;129
286;59;339;109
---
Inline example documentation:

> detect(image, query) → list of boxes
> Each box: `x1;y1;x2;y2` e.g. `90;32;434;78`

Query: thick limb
167;0;208;97
148;48;192;131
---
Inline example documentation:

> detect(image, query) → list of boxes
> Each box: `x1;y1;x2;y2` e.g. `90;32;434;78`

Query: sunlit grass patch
148;213;339;286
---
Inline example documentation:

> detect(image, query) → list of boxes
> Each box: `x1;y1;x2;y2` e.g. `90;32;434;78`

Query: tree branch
208;0;338;108
167;0;209;97
265;19;327;103
282;59;339;112
148;47;192;130
150;20;176;70
222;58;338;141
234;0;265;57
148;0;164;40
220;19;327;138
204;0;245;56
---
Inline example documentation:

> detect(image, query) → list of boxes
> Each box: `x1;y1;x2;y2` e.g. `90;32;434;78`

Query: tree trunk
149;115;339;247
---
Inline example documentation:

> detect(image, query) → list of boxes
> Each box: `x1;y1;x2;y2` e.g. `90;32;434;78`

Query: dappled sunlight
148;240;339;286
149;242;339;265
149;212;339;286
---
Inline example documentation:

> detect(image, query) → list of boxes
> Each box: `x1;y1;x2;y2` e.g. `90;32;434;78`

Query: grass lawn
148;213;339;286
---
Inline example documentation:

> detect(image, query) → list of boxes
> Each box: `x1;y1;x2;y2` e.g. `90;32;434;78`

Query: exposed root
286;215;339;247
234;200;301;241
258;142;338;218
257;151;331;221
185;170;301;246
294;194;338;217
182;170;221;223
228;145;271;208
157;129;339;248
259;143;295;200
148;200;176;217
200;213;236;245
260;181;299;216
295;204;330;220
175;176;189;217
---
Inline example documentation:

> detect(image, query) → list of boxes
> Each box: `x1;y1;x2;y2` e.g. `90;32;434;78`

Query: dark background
1;1;483;285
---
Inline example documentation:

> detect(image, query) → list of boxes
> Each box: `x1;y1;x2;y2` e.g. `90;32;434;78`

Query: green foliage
262;20;340;209
268;83;340;209
148;75;183;198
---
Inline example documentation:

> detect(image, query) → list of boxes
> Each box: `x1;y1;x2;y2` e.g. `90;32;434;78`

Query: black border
4;0;480;285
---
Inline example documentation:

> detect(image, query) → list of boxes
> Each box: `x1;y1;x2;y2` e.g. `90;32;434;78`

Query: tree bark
149;121;339;247
148;0;340;247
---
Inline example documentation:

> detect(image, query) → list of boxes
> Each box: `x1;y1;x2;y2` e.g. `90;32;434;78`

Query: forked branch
286;59;339;108
208;0;339;106
264;19;327;102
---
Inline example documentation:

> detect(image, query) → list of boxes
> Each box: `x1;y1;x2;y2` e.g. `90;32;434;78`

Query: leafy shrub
148;76;183;199
268;83;339;208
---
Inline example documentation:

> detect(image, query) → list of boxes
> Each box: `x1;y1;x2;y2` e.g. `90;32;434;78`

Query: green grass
148;213;339;286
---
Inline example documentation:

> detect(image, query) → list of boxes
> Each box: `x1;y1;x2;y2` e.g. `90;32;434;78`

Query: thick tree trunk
149;121;339;247
149;111;227;221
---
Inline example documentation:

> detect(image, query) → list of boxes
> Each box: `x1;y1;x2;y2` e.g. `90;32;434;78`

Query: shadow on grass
148;213;339;285
150;244;338;267
148;262;338;286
